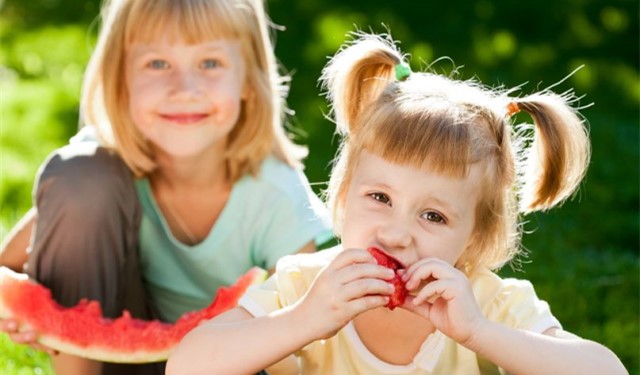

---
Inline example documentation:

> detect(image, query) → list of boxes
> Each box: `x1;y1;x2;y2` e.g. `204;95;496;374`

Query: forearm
466;321;627;375
0;208;35;271
167;306;315;375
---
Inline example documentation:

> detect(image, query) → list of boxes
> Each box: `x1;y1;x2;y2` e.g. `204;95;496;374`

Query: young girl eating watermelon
167;32;627;374
0;0;331;374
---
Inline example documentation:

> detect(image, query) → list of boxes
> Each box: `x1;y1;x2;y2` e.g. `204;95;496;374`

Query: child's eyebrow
359;180;392;190
127;44;164;56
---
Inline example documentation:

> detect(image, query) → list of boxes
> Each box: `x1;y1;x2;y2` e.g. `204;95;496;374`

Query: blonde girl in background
167;33;627;374
0;0;331;374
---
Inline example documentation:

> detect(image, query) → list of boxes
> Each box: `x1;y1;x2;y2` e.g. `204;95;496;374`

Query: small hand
400;258;486;344
0;318;58;355
295;248;395;340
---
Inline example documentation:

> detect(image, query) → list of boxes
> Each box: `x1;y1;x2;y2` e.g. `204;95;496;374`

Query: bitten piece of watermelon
367;247;408;309
0;266;267;363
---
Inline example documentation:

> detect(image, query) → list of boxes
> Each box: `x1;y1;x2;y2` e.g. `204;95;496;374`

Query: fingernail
404;280;413;289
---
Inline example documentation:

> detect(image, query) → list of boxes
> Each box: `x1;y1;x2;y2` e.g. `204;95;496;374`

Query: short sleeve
239;250;336;317
484;277;561;334
237;274;282;317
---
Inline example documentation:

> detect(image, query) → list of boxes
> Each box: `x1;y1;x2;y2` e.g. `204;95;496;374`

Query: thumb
399;295;431;317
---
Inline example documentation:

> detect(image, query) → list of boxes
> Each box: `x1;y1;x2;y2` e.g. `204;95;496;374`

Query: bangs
357;98;492;178
125;0;251;44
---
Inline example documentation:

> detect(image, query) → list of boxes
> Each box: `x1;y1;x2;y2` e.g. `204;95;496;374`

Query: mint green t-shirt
135;157;332;322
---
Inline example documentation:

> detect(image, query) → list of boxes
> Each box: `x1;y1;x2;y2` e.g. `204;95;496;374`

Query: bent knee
35;144;138;217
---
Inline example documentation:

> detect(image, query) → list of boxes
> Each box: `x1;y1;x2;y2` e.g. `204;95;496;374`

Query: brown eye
422;211;445;224
369;192;390;205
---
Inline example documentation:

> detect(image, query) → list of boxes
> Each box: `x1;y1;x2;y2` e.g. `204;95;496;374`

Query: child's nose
170;70;202;100
376;219;412;250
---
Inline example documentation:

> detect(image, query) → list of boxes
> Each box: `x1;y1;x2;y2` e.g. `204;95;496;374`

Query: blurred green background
1;0;638;373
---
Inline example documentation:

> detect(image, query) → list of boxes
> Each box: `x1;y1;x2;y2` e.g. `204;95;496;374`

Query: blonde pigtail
321;34;406;235
320;34;404;135
514;93;591;212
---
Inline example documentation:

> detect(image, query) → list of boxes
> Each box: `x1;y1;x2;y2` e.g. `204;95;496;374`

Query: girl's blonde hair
81;0;305;180
321;33;590;272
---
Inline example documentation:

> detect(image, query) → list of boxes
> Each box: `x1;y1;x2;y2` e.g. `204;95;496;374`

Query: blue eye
369;192;390;205
147;59;169;70
201;59;219;69
422;211;445;224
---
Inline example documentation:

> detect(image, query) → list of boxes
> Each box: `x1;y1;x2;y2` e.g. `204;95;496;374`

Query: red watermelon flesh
0;266;266;363
367;247;408;310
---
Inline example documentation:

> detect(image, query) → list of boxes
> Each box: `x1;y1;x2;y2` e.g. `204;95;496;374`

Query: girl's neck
353;308;435;366
148;147;232;245
150;146;228;190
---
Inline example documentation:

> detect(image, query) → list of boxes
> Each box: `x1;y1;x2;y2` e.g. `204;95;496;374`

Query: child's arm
166;305;311;375
0;208;60;355
466;322;628;375
166;248;395;375
0;207;35;271
403;258;627;375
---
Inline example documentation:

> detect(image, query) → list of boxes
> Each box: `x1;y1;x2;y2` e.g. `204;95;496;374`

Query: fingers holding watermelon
401;258;486;343
295;248;396;340
366;247;409;309
0;317;59;355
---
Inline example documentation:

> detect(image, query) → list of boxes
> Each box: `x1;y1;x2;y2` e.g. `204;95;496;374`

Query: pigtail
320;34;404;135
513;92;591;212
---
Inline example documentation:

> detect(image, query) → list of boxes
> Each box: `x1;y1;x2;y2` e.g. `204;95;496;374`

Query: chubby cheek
339;200;369;250
339;221;368;250
127;97;149;133
215;97;242;126
438;231;474;266
126;82;153;128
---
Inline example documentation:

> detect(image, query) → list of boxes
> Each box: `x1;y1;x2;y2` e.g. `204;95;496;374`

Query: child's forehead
126;38;242;57
128;20;239;46
128;33;239;48
125;1;246;45
355;149;469;179
351;150;483;209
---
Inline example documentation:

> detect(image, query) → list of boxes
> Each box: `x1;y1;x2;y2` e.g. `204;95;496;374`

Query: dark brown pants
25;143;165;374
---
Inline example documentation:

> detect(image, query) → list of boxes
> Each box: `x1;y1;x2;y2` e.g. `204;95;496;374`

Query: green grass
0;334;52;374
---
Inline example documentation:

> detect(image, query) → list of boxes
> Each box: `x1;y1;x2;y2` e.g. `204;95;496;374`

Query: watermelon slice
367;247;407;309
0;266;266;363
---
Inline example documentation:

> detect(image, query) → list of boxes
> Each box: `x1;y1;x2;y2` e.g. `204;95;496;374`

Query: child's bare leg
51;354;102;375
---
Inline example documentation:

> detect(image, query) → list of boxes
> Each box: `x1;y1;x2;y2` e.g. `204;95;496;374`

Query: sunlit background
1;0;638;373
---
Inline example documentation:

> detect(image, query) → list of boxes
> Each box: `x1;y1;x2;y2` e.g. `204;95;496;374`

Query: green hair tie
395;62;411;81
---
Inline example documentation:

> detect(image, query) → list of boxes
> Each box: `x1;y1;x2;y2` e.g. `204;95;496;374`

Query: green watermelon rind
0;266;267;363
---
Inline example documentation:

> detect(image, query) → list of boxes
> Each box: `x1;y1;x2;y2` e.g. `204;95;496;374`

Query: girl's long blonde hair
81;0;305;180
321;33;590;272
